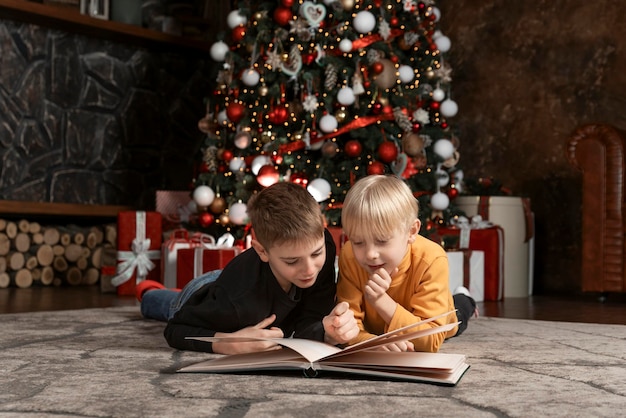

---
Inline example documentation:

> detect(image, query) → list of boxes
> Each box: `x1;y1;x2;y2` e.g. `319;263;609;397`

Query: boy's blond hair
341;175;419;239
247;182;325;249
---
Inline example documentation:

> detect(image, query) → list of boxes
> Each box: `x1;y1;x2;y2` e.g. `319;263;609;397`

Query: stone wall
439;0;626;294
0;19;213;208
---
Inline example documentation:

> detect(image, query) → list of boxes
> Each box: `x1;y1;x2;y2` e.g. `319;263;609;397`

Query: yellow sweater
337;234;458;353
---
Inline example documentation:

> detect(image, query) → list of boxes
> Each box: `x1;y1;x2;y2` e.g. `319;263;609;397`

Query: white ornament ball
432;87;445;102
431;7;441;22
440;99;459;117
228;156;246;172
307;178;332;202
432;30;443;40
319;114;338;133
430;192;450;211
251;155;272;175
241;68;260;86
210;41;229;61
435;35;451;53
337;86;356;105
353;11;376;33
434;139;455;160
217;109;229;125
193;185;215;207
398;65;415;83
339;38;353;53
455;169;464;181
229;202;248;225
233;132;252;149
227;10;247;29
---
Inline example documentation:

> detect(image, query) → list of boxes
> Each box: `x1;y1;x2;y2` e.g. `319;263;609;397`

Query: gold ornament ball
335;108;348;123
219;213;230;225
260;130;273;144
258;84;269;96
321;141;339;157
373;59;398;89
402;133;425;157
209;196;227;214
341;0;355;10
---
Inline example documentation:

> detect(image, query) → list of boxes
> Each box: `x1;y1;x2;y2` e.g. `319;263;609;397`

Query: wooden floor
1;286;626;325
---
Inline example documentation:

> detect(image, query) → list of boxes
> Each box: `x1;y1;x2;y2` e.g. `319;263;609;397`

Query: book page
186;310;458;363
187;336;342;363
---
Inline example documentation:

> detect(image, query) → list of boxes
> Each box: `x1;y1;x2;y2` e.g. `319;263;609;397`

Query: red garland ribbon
351;29;404;50
278;113;395;155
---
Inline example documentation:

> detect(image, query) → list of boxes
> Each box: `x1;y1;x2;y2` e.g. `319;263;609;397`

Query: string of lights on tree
190;0;465;240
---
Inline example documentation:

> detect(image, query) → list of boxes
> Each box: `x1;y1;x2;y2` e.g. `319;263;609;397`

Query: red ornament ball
377;141;398;163
198;211;214;227
226;102;245;123
367;161;386;175
290;172;309;187
273;6;293;26
281;0;294;6
268;105;289;124
257;164;280;187
371;62;384;75
344;140;362;157
231;25;246;43
447;187;459;199
390;16;399;27
220;149;234;162
430;101;440;111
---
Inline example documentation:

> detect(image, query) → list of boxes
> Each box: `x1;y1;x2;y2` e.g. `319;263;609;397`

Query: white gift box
455;196;535;298
447;250;485;302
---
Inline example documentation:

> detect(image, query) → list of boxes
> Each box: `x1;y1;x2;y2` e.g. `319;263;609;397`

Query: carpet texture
1;306;625;417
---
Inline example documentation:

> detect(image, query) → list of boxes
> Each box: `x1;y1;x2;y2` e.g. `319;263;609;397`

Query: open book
178;311;470;386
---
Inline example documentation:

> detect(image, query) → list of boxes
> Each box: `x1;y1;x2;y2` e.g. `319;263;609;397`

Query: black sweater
163;229;337;352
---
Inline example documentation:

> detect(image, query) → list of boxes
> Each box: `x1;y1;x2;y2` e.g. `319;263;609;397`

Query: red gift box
161;229;215;288
176;246;241;289
438;225;504;301
112;211;162;296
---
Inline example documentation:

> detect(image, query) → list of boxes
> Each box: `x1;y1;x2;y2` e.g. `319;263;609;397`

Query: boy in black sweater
138;182;358;354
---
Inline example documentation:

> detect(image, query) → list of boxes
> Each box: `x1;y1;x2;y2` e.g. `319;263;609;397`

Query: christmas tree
192;0;464;240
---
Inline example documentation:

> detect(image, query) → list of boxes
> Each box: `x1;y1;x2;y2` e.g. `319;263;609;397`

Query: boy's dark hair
247;182;325;249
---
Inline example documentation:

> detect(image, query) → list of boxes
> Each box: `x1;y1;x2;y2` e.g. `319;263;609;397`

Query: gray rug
1;306;625;417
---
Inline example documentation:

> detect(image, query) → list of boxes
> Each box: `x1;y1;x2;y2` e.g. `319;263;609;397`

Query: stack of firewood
0;219;116;288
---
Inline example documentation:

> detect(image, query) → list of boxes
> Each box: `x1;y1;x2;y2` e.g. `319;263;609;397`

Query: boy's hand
323;301;359;345
375;340;415;352
364;267;396;302
212;314;284;355
365;267;399;324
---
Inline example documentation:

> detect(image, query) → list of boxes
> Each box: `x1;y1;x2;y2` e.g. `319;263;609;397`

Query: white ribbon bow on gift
111;211;160;287
450;215;493;249
192;233;237;278
451;215;493;230
111;238;161;286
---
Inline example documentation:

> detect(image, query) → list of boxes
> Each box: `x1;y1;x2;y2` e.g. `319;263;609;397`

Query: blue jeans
140;269;222;321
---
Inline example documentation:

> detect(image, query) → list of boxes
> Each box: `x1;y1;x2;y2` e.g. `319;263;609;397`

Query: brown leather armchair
566;124;626;294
